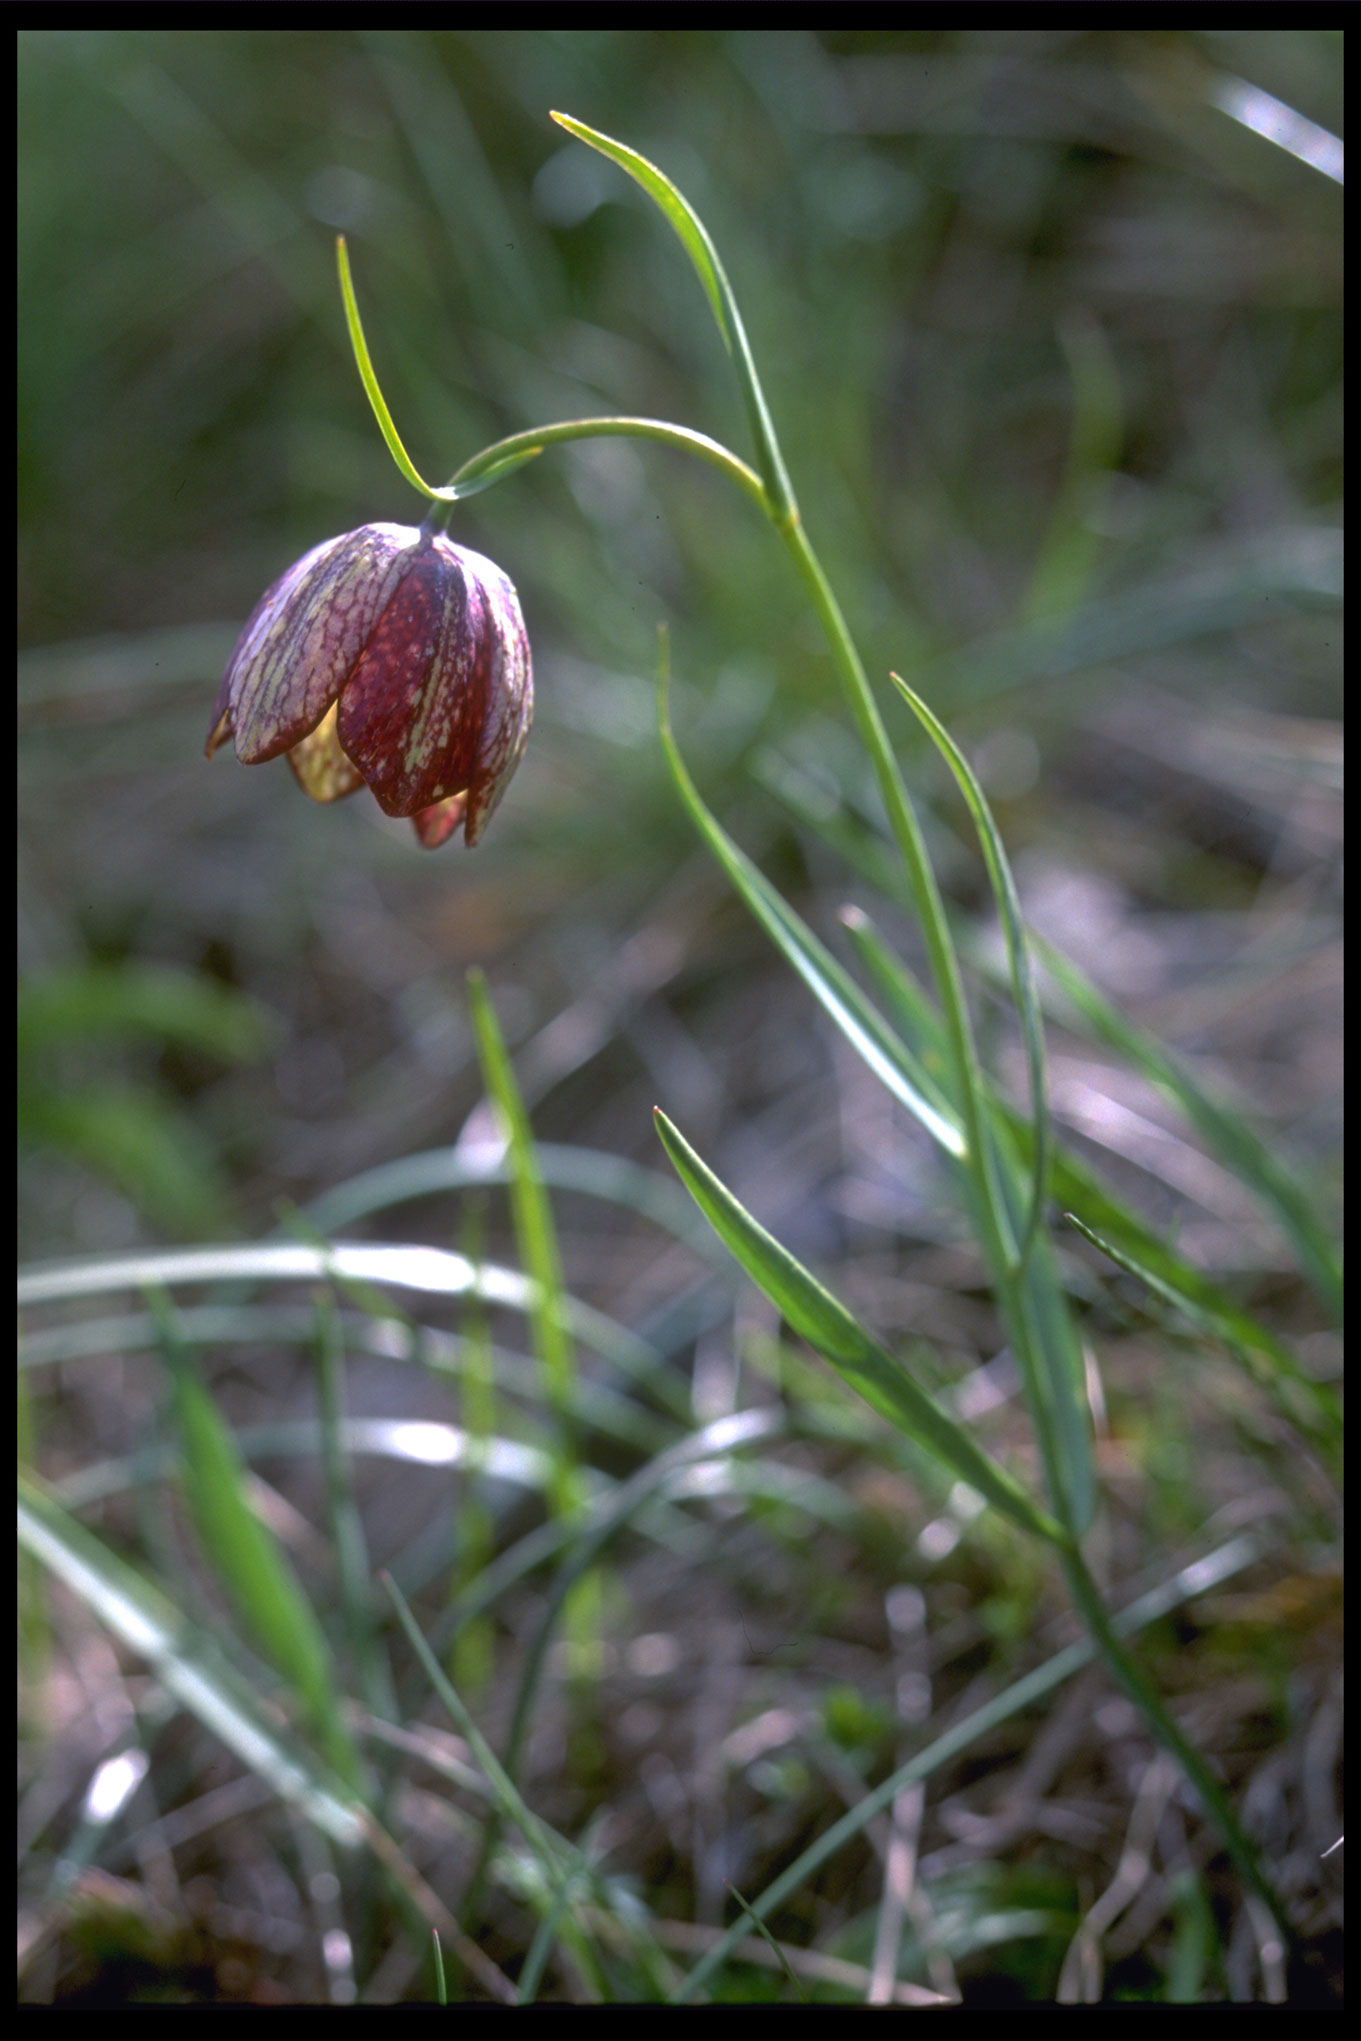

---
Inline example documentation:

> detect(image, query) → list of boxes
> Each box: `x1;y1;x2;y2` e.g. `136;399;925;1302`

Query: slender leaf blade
1064;1211;1342;1452
549;112;795;524
335;234;442;502
467;970;575;1414
843;902;1334;1458
658;679;963;1157
17;1470;366;1849
148;1289;363;1789
653;1109;1066;1545
891;672;1051;1261
1035;934;1342;1323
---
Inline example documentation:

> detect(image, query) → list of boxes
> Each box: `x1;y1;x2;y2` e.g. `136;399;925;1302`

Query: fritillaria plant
202;112;1324;1965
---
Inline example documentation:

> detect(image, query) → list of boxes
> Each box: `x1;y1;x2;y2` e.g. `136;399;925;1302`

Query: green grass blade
844;903;1335;1461
147;1287;364;1791
467;970;577;1428
1064;1211;1342;1454
299;1139;723;1259
382;1572;611;2000
335;234;444;503
549;112;795;525
839;903;953;1079
1034;934;1342;1323
658;676;963;1158
653;1110;1066;1546
890;673;1051;1264
311;1293;397;1725
840;905;1096;1537
17;1469;366;1849
19;1240;685;1422
1017;311;1123;628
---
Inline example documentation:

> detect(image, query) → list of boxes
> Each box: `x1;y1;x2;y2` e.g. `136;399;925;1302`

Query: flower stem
445;417;767;514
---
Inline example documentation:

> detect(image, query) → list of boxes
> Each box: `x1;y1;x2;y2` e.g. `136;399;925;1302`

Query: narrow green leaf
726;1884;806;2001
18;1242;676;1413
663;678;1091;1536
467;970;576;1421
549;112;796;525
891;672;1051;1264
653;1109;1067;1546
844;902;1336;1461
147;1288;363;1790
1064;1211;1341;1452
336;234;444;504
843;902;1095;1538
17;1470;366;1849
1035;934;1342;1323
1018;311;1124;629
383;1573;566;1873
300;1139;721;1258
18;1081;235;1240
657;675;964;1157
1003;1202;1095;1538
382;1573;611;2001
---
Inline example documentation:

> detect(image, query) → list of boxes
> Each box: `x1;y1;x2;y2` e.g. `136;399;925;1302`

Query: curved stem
444;417;768;515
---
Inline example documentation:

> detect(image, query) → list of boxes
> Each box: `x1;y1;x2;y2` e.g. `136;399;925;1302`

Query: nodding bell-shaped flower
206;522;532;848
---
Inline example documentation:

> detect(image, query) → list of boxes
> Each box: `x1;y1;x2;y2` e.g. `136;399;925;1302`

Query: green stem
774;517;1079;1528
775;522;990;1175
445;417;768;514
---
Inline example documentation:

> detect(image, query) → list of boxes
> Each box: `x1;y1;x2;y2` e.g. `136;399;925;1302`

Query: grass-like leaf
653;1109;1067;1546
17;1468;366;1849
467;970;577;1425
382;1572;612;2000
549;112;795;525
657;674;963;1158
16;960;273;1062
299;1139;722;1258
1033;934;1342;1324
838;907;1096;1539
18;1240;683;1424
890;672;1051;1264
147;1288;364;1790
335;234;446;504
1063;1210;1341;1453
844;894;1339;1462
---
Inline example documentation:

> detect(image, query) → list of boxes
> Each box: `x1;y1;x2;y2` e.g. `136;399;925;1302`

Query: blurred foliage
17;962;273;1241
17;26;1342;1265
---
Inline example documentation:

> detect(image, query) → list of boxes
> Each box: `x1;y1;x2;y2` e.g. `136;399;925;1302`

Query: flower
206;522;532;847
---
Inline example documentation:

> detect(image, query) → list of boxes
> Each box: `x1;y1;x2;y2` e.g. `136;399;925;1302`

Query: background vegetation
19;28;1341;2004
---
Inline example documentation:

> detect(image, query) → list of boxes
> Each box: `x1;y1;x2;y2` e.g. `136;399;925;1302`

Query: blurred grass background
19;23;1341;1263
18;27;1341;2005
